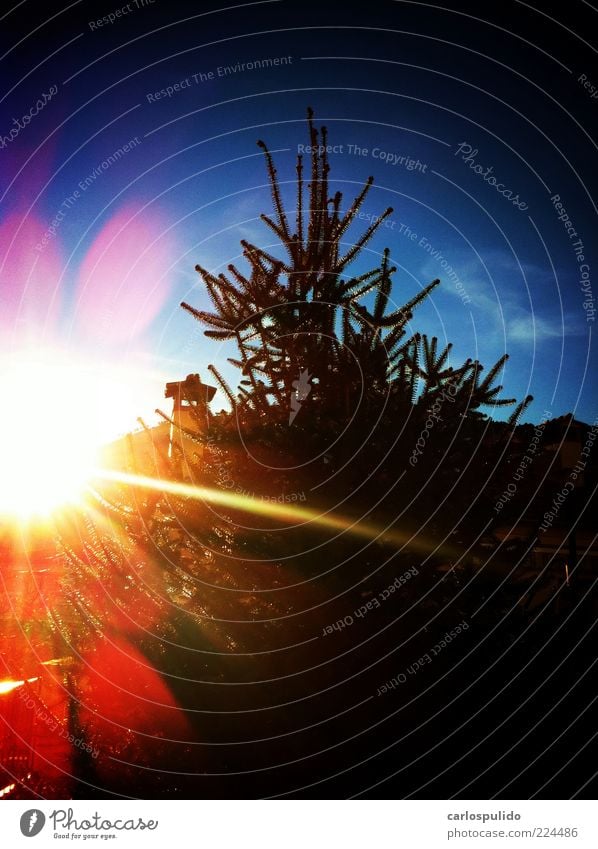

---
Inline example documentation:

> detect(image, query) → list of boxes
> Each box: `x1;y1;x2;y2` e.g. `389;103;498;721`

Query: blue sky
1;0;596;431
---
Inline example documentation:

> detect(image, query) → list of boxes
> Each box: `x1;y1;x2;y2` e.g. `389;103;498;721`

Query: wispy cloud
507;314;564;343
419;246;580;347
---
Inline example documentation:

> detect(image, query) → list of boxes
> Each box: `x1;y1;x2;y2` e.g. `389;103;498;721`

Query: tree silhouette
42;111;552;799
181;109;532;478
51;108;538;604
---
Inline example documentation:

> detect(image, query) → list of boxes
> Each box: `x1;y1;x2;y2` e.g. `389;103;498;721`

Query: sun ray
0;677;39;696
92;468;454;559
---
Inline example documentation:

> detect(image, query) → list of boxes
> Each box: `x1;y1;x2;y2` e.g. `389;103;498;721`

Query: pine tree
55;109;537;635
182;110;532;465
45;110;559;800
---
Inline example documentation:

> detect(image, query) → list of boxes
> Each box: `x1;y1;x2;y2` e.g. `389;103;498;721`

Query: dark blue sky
1;0;596;430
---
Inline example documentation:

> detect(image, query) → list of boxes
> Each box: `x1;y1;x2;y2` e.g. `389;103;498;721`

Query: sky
1;0;597;435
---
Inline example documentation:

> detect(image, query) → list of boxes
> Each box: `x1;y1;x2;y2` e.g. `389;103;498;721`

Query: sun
0;357;103;519
0;350;168;521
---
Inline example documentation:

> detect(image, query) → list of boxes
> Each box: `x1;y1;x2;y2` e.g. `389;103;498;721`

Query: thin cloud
507;314;565;343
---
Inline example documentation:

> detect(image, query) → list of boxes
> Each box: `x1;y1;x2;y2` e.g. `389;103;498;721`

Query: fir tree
49;111;590;802
183;110;531;444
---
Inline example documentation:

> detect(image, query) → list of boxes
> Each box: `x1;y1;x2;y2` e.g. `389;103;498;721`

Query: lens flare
0;354;164;520
0;677;38;695
93;468;450;557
